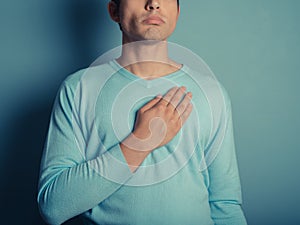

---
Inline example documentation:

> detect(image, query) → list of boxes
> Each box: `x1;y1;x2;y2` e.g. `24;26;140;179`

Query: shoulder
182;65;232;108
218;82;232;108
64;62;115;86
59;61;117;94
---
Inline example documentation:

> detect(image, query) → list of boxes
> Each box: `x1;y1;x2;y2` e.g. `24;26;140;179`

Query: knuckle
173;108;180;116
173;96;180;102
157;104;165;112
178;114;185;124
177;104;184;111
182;98;190;106
170;118;177;124
139;107;146;113
163;95;171;101
165;106;174;115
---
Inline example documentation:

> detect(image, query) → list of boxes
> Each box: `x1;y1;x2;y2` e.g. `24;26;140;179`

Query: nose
146;0;160;11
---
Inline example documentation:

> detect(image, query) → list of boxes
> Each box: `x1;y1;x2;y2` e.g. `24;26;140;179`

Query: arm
206;88;247;225
38;82;192;224
38;81;133;225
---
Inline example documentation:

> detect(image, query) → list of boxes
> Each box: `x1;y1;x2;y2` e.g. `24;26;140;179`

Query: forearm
206;84;247;225
210;201;247;225
120;134;152;172
38;145;132;225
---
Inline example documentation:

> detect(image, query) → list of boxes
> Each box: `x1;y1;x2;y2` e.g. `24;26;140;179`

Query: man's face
114;0;180;43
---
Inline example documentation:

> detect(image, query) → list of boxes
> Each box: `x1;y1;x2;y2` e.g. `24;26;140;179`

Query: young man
38;0;247;224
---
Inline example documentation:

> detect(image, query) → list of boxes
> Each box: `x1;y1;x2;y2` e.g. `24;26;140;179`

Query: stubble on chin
143;27;163;41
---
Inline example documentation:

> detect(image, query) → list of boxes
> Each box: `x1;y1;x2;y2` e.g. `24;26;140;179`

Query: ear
108;1;120;23
177;5;180;19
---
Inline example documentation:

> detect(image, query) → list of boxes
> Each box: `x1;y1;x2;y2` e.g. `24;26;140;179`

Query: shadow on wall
1;1;115;224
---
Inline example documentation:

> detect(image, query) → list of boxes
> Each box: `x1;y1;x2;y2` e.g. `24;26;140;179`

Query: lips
143;15;165;25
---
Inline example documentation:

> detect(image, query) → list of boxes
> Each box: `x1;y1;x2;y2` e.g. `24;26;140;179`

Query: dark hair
112;0;180;9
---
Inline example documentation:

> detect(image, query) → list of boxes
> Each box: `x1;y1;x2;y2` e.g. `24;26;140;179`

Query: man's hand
133;86;193;149
120;86;193;171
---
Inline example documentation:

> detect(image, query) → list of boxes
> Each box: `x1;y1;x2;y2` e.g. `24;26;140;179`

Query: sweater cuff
90;144;133;185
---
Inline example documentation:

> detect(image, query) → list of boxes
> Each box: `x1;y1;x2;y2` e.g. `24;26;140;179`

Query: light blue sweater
38;60;247;225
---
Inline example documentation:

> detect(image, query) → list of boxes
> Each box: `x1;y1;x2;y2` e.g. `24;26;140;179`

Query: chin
143;37;163;42
143;28;165;40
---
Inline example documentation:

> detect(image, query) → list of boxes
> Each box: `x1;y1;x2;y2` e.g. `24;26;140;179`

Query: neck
117;40;181;79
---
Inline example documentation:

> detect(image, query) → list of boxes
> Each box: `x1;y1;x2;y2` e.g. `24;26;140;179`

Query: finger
159;86;179;105
168;86;186;109
176;92;192;116
140;95;162;112
180;103;193;124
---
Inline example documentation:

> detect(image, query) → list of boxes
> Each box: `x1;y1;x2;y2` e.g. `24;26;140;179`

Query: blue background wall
0;0;299;224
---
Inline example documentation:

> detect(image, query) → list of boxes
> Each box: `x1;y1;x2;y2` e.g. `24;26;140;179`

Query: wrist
119;143;150;172
122;132;156;152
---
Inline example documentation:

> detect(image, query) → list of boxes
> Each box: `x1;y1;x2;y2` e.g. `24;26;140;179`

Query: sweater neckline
109;59;185;88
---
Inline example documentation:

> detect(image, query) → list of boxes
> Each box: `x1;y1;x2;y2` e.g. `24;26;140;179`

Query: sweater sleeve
205;87;247;225
37;79;132;225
